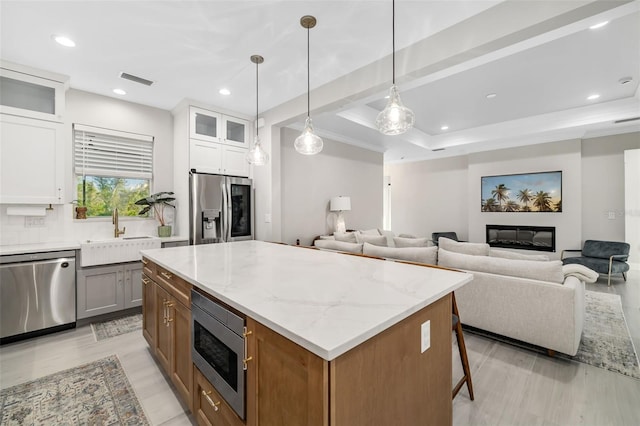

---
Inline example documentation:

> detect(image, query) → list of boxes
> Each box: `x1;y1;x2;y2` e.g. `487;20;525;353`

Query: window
74;124;153;218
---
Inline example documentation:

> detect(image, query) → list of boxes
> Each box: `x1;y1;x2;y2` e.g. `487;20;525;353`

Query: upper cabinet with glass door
189;106;249;148
0;61;68;123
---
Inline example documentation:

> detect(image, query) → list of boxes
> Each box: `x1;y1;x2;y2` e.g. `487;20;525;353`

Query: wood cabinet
245;294;452;426
141;257;193;411
194;366;244;426
76;261;143;319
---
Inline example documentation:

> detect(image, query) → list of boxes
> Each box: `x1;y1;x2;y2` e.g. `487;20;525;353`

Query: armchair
561;240;630;286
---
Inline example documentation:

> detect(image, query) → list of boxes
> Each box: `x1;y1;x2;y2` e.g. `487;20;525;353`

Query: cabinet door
0;67;65;122
246;317;329;426
124;262;143;308
190;140;222;174
76;265;125;319
0;114;65;204
169;299;193;411
194;366;244;426
190;106;221;143
155;285;172;374
221;145;249;177
222;115;249;147
142;274;156;348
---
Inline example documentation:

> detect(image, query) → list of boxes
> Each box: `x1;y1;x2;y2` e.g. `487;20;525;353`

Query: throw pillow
489;249;549;261
437;248;564;284
394;237;430;248
363;243;437;265
562;264;599;283
314;240;363;254
378;229;396;247
438;237;489;256
334;231;357;243
318;235;335;240
359;229;381;236
355;234;388;247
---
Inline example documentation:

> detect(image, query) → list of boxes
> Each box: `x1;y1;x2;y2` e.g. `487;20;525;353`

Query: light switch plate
264;213;272;223
608;211;616;220
421;320;431;353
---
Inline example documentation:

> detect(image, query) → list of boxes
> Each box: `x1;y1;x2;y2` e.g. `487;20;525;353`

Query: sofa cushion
318;235;335;240
562;256;630;274
394;237;430;248
334;232;357;243
562;264;599;283
438;248;564;284
355;234;388;247
314;240;363;254
489;249;549;261
363;243;437;265
378;229;396;247
439;237;490;256
358;229;381;236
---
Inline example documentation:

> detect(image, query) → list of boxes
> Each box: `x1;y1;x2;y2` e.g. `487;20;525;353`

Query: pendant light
294;15;323;155
376;0;414;135
246;55;269;165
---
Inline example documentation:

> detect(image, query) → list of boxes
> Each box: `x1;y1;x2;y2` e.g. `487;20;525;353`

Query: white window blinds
74;124;153;179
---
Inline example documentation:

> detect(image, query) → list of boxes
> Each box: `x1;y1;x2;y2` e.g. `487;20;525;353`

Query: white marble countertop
141;240;472;361
0;236;188;256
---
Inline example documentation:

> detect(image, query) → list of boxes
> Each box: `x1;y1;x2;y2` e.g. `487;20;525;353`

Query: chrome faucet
112;208;126;238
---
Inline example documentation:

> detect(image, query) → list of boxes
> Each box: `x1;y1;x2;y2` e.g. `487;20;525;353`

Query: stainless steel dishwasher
1;250;76;344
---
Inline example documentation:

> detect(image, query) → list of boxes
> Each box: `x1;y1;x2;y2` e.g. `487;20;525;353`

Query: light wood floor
1;271;639;425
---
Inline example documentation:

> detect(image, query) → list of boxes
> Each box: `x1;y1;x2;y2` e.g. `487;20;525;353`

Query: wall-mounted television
481;171;562;212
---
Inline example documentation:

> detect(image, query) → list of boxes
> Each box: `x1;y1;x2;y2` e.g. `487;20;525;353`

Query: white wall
625;149;640;269
384;155;468;239
467;139;582;258
280;127;383;246
0;89;174;245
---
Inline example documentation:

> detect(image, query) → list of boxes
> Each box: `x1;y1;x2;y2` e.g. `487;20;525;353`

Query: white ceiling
2;0;639;163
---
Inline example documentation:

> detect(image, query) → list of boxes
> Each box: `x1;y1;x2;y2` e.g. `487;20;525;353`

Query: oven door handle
243;327;253;370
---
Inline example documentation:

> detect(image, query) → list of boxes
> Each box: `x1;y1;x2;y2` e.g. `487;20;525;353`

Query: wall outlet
608;211;616;220
25;216;46;228
421;320;431;353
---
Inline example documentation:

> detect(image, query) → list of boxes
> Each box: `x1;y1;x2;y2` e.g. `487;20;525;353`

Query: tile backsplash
0;204;170;246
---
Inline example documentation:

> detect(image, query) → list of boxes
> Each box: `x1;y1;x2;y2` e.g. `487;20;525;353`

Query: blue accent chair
561;240;630;286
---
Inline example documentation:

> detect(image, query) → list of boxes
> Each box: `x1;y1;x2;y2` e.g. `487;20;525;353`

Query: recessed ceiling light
441;125;449;131
113;88;126;95
52;35;75;47
219;88;231;96
486;93;497;99
587;94;600;100
619;76;633;85
589;21;608;30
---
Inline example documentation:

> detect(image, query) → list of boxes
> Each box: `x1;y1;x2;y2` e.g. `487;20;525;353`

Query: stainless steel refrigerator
189;170;254;245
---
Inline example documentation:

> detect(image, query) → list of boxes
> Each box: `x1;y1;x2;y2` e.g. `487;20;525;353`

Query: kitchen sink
80;236;161;267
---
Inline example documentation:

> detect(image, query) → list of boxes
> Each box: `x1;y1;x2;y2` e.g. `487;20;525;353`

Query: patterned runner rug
91;313;142;341
558;291;640;379
0;355;149;425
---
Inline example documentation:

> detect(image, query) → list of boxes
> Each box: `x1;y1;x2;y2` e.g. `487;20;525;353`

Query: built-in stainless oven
191;290;247;419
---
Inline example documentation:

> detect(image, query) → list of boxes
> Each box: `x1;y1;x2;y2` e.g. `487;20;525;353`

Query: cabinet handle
160;271;173;280
166;302;174;326
201;390;220;411
163;299;168;324
142;278;150;284
243;327;252;370
142;259;148;265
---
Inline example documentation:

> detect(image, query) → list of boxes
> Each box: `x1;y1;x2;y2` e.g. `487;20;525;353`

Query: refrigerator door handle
226;181;232;241
222;179;231;242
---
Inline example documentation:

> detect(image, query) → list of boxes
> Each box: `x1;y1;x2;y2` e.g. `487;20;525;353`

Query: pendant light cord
307;25;311;118
392;0;396;85
255;59;259;138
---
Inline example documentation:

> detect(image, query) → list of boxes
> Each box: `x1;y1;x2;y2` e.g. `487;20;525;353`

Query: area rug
91;313;143;341
558;291;640;379
0;355;149;425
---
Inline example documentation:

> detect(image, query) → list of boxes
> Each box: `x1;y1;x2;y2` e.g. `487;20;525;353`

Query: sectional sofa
313;232;592;356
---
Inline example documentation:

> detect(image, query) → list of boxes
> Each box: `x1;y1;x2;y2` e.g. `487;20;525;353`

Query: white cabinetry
0;61;68;204
77;262;143;319
189;106;249;147
189;140;249;176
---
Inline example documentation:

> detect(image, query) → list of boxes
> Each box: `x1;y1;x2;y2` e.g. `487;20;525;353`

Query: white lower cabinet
189;139;248;177
77;262;143;319
0;114;65;204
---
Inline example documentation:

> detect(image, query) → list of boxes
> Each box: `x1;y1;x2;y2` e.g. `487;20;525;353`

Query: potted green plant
135;191;176;237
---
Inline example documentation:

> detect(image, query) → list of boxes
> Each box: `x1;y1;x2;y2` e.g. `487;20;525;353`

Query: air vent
614;117;640;124
432;148;445;152
119;72;154;86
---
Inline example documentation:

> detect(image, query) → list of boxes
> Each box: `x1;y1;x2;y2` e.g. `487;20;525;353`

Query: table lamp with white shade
330;196;351;233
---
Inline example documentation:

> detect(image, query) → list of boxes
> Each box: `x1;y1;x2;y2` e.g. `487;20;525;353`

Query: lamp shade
330;196;351;212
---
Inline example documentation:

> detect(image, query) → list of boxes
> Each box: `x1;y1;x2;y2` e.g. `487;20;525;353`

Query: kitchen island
141;240;472;426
